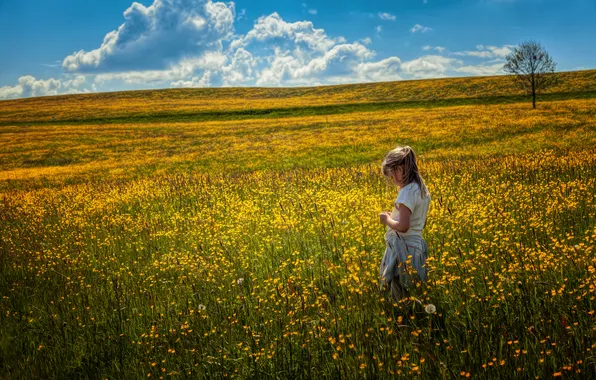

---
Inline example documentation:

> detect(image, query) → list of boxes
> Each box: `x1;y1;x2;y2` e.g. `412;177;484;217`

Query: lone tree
504;41;557;109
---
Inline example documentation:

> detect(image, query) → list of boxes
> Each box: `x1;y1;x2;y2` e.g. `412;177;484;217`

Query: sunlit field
1;71;596;379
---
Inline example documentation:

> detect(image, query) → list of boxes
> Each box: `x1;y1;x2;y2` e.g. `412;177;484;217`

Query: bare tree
504;41;558;109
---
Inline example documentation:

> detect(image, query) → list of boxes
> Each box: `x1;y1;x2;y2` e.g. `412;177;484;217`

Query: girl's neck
399;180;412;189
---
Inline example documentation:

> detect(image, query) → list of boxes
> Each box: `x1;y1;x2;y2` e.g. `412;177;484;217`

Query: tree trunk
531;74;536;109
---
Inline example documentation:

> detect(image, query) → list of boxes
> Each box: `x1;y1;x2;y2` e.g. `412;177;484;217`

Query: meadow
1;71;595;379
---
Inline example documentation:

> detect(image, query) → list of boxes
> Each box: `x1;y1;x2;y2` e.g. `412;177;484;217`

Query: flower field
1;72;596;378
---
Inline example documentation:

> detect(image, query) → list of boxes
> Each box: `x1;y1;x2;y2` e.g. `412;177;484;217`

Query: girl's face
391;166;405;187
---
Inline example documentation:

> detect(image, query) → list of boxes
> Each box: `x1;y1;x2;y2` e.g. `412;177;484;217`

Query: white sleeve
396;185;415;213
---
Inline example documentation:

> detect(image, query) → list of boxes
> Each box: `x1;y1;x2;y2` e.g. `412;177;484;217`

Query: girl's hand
379;211;391;225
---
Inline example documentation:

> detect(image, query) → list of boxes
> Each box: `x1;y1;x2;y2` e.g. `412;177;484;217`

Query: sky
1;0;595;99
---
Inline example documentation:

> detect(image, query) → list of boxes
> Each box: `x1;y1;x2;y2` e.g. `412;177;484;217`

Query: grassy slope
1;72;596;379
1;70;595;125
1;70;595;192
1;98;595;192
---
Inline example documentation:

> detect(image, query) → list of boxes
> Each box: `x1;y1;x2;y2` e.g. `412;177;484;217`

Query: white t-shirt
389;182;431;239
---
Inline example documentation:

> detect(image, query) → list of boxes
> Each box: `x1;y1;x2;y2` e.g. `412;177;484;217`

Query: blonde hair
381;145;429;199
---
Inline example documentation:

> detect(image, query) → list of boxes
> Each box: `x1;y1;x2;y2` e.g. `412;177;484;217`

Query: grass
1;90;596;127
1;71;596;379
1;69;595;125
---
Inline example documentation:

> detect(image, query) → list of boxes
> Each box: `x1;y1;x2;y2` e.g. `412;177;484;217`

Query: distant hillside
1;69;595;125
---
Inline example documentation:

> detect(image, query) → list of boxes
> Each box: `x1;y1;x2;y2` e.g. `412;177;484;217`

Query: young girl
379;146;431;302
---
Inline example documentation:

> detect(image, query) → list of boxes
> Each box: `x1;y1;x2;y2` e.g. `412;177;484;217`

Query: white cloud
256;53;301;86
453;44;514;59
171;72;213;88
378;12;396;21
62;0;236;73
238;13;339;53
294;43;373;78
64;11;406;89
41;60;62;68
411;24;432;33
301;3;317;15
94;52;227;85
354;57;402;82
237;8;246;20
423;45;446;53
454;63;505;76
222;48;258;86
454;50;493;58
401;55;461;78
488;45;514;58
0;83;25;99
256;42;378;86
400;44;516;79
376;25;383;33
0;75;89;100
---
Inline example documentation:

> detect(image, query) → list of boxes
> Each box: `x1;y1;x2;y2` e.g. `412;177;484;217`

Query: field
1;71;596;379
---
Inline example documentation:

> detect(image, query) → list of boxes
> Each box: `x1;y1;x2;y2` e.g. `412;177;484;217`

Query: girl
379;146;431;302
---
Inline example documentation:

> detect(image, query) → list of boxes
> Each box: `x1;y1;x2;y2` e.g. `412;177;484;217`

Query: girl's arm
381;204;411;233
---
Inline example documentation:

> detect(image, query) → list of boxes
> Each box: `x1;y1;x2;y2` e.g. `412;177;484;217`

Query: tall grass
1;74;596;378
1;148;595;378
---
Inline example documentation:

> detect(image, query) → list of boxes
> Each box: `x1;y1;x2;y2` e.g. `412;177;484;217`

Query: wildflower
425;304;436;314
198;304;206;311
237;278;244;286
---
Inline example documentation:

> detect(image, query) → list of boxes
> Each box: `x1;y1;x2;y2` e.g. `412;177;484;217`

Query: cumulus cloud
256;42;377;86
255;54;302;86
80;11;403;88
291;43;374;81
62;0;236;73
401;55;461;78
171;71;213;88
236;13;339;53
223;12;404;86
354;57;402;82
411;24;432;33
94;52;227;85
378;12;396;21
220;48;258;86
0;75;88;100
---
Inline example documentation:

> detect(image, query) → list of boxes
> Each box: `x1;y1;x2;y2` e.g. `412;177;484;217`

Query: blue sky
1;0;595;99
